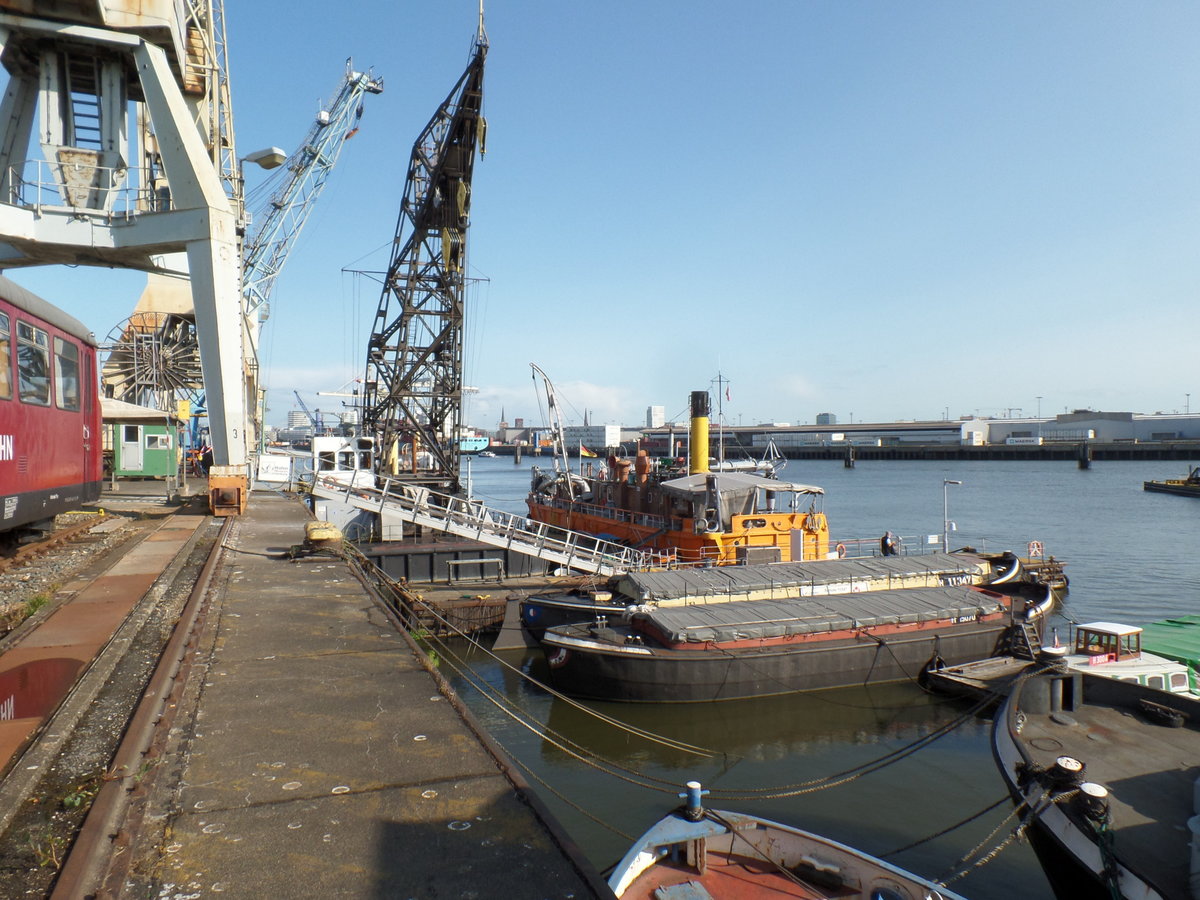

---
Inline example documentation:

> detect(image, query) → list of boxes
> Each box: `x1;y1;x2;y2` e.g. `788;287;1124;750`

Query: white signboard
256;454;293;484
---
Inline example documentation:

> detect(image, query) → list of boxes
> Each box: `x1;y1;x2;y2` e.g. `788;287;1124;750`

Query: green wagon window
54;337;81;411
16;320;50;405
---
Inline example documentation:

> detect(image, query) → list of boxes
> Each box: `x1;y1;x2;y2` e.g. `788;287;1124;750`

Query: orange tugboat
527;377;829;565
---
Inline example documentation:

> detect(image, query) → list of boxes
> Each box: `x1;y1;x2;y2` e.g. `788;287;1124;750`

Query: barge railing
311;475;653;576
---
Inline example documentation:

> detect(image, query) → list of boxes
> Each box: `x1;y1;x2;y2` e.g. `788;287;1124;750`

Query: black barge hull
543;621;1012;703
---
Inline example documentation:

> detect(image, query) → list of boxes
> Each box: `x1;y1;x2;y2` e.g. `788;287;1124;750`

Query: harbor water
443;455;1200;899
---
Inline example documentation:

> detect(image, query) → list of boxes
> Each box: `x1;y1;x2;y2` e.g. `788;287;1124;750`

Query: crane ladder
311;475;652;576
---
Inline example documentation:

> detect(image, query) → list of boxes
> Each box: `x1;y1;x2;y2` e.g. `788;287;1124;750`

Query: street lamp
943;479;962;553
242;146;288;170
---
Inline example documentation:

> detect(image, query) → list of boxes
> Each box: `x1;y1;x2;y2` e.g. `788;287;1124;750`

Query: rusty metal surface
80;492;608;899
53;516;231;900
0;515;204;777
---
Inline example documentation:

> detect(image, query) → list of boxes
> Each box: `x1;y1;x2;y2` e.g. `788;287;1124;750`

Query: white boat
609;782;967;899
1043;621;1197;695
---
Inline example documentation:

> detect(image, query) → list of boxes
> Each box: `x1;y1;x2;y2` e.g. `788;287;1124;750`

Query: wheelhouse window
0;312;10;400
54;337;81;411
16;321;50;405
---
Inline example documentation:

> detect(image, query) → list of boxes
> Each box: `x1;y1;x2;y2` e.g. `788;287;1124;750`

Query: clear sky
9;1;1199;430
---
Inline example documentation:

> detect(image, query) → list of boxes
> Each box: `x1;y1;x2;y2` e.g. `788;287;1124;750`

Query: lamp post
943;479;962;553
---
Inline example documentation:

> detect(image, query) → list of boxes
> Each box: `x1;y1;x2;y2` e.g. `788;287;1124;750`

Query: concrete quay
118;491;608;899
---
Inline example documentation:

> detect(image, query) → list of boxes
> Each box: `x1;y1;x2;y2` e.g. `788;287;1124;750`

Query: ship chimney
689;390;710;474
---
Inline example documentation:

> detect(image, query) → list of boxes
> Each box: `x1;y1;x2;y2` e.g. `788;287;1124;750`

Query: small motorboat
1044;621;1198;696
993;667;1200;899
609;781;966;899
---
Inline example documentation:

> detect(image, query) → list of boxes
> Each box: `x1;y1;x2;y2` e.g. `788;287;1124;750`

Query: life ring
1028;540;1044;558
835;542;847;559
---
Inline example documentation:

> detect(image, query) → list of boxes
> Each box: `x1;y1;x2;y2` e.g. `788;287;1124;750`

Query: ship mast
361;26;487;493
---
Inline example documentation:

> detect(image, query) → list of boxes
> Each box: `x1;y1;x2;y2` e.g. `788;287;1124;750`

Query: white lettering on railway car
0;694;14;721
3;497;16;520
0;434;12;460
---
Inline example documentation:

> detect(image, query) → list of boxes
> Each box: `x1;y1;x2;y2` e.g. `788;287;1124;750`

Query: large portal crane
361;29;486;494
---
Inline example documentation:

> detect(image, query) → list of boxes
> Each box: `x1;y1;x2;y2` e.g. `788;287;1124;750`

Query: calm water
445;455;1200;899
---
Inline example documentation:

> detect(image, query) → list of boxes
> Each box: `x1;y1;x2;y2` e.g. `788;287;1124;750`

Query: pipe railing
314;475;653;575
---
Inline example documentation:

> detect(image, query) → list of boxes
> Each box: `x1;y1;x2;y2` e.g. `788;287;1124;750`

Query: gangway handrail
311;474;653;576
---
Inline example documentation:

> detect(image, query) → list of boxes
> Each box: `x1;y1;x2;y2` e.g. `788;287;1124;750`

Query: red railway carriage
0;275;102;541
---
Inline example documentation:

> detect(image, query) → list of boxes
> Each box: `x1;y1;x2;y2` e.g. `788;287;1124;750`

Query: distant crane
293;390;324;435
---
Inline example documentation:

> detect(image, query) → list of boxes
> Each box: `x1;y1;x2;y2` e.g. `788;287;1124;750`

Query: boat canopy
637;585;1006;644
659;472;824;499
613;553;990;603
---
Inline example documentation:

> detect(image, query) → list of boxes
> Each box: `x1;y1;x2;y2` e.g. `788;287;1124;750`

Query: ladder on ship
310;475;652;576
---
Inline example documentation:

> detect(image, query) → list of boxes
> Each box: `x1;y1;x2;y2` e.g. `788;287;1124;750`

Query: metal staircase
311;475;653;576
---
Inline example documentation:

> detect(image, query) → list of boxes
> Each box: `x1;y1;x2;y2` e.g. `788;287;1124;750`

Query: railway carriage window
0;312;10;400
16;321;50;405
54;337;81;411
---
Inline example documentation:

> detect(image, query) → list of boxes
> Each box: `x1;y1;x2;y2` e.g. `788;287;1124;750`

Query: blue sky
10;1;1199;430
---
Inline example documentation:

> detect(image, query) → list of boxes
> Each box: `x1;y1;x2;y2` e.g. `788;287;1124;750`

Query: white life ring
1027;540;1043;558
835;542;847;559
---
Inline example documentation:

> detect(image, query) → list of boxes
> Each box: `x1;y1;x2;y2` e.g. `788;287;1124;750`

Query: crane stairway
311;475;652;576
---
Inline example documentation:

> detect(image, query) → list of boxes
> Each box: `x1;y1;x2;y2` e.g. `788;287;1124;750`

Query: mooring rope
349;547;728;761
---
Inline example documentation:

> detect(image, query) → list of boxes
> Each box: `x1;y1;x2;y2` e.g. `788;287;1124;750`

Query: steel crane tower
362;32;486;494
0;0;247;471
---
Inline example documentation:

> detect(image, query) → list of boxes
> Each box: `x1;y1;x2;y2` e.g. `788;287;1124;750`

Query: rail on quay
311;474;653;575
48;491;610;899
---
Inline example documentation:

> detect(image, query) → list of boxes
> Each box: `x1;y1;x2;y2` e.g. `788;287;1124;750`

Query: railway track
0;508;224;897
0;513;111;577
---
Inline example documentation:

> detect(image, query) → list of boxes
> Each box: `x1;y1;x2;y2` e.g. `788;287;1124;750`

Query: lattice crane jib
363;39;486;493
242;63;385;327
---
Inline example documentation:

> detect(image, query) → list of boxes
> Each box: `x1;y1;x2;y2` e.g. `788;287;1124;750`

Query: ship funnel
689;391;710;474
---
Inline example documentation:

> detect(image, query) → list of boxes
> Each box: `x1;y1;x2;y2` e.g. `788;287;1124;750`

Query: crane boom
242;61;384;324
293;390;323;433
241;60;382;451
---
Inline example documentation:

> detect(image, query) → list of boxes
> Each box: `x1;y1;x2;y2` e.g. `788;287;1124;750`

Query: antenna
478;0;489;47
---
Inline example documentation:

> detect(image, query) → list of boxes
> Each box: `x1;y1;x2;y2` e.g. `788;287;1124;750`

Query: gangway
311;476;652;576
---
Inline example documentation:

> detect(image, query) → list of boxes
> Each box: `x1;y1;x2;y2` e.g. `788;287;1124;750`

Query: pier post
1077;443;1092;469
844;446;856;468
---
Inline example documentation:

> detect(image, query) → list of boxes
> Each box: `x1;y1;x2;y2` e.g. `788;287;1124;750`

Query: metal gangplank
311;476;652;576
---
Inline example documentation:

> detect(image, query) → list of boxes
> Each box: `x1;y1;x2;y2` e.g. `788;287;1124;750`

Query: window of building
16;321;50;405
146;434;171;450
0;312;10;400
54;337;81;411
